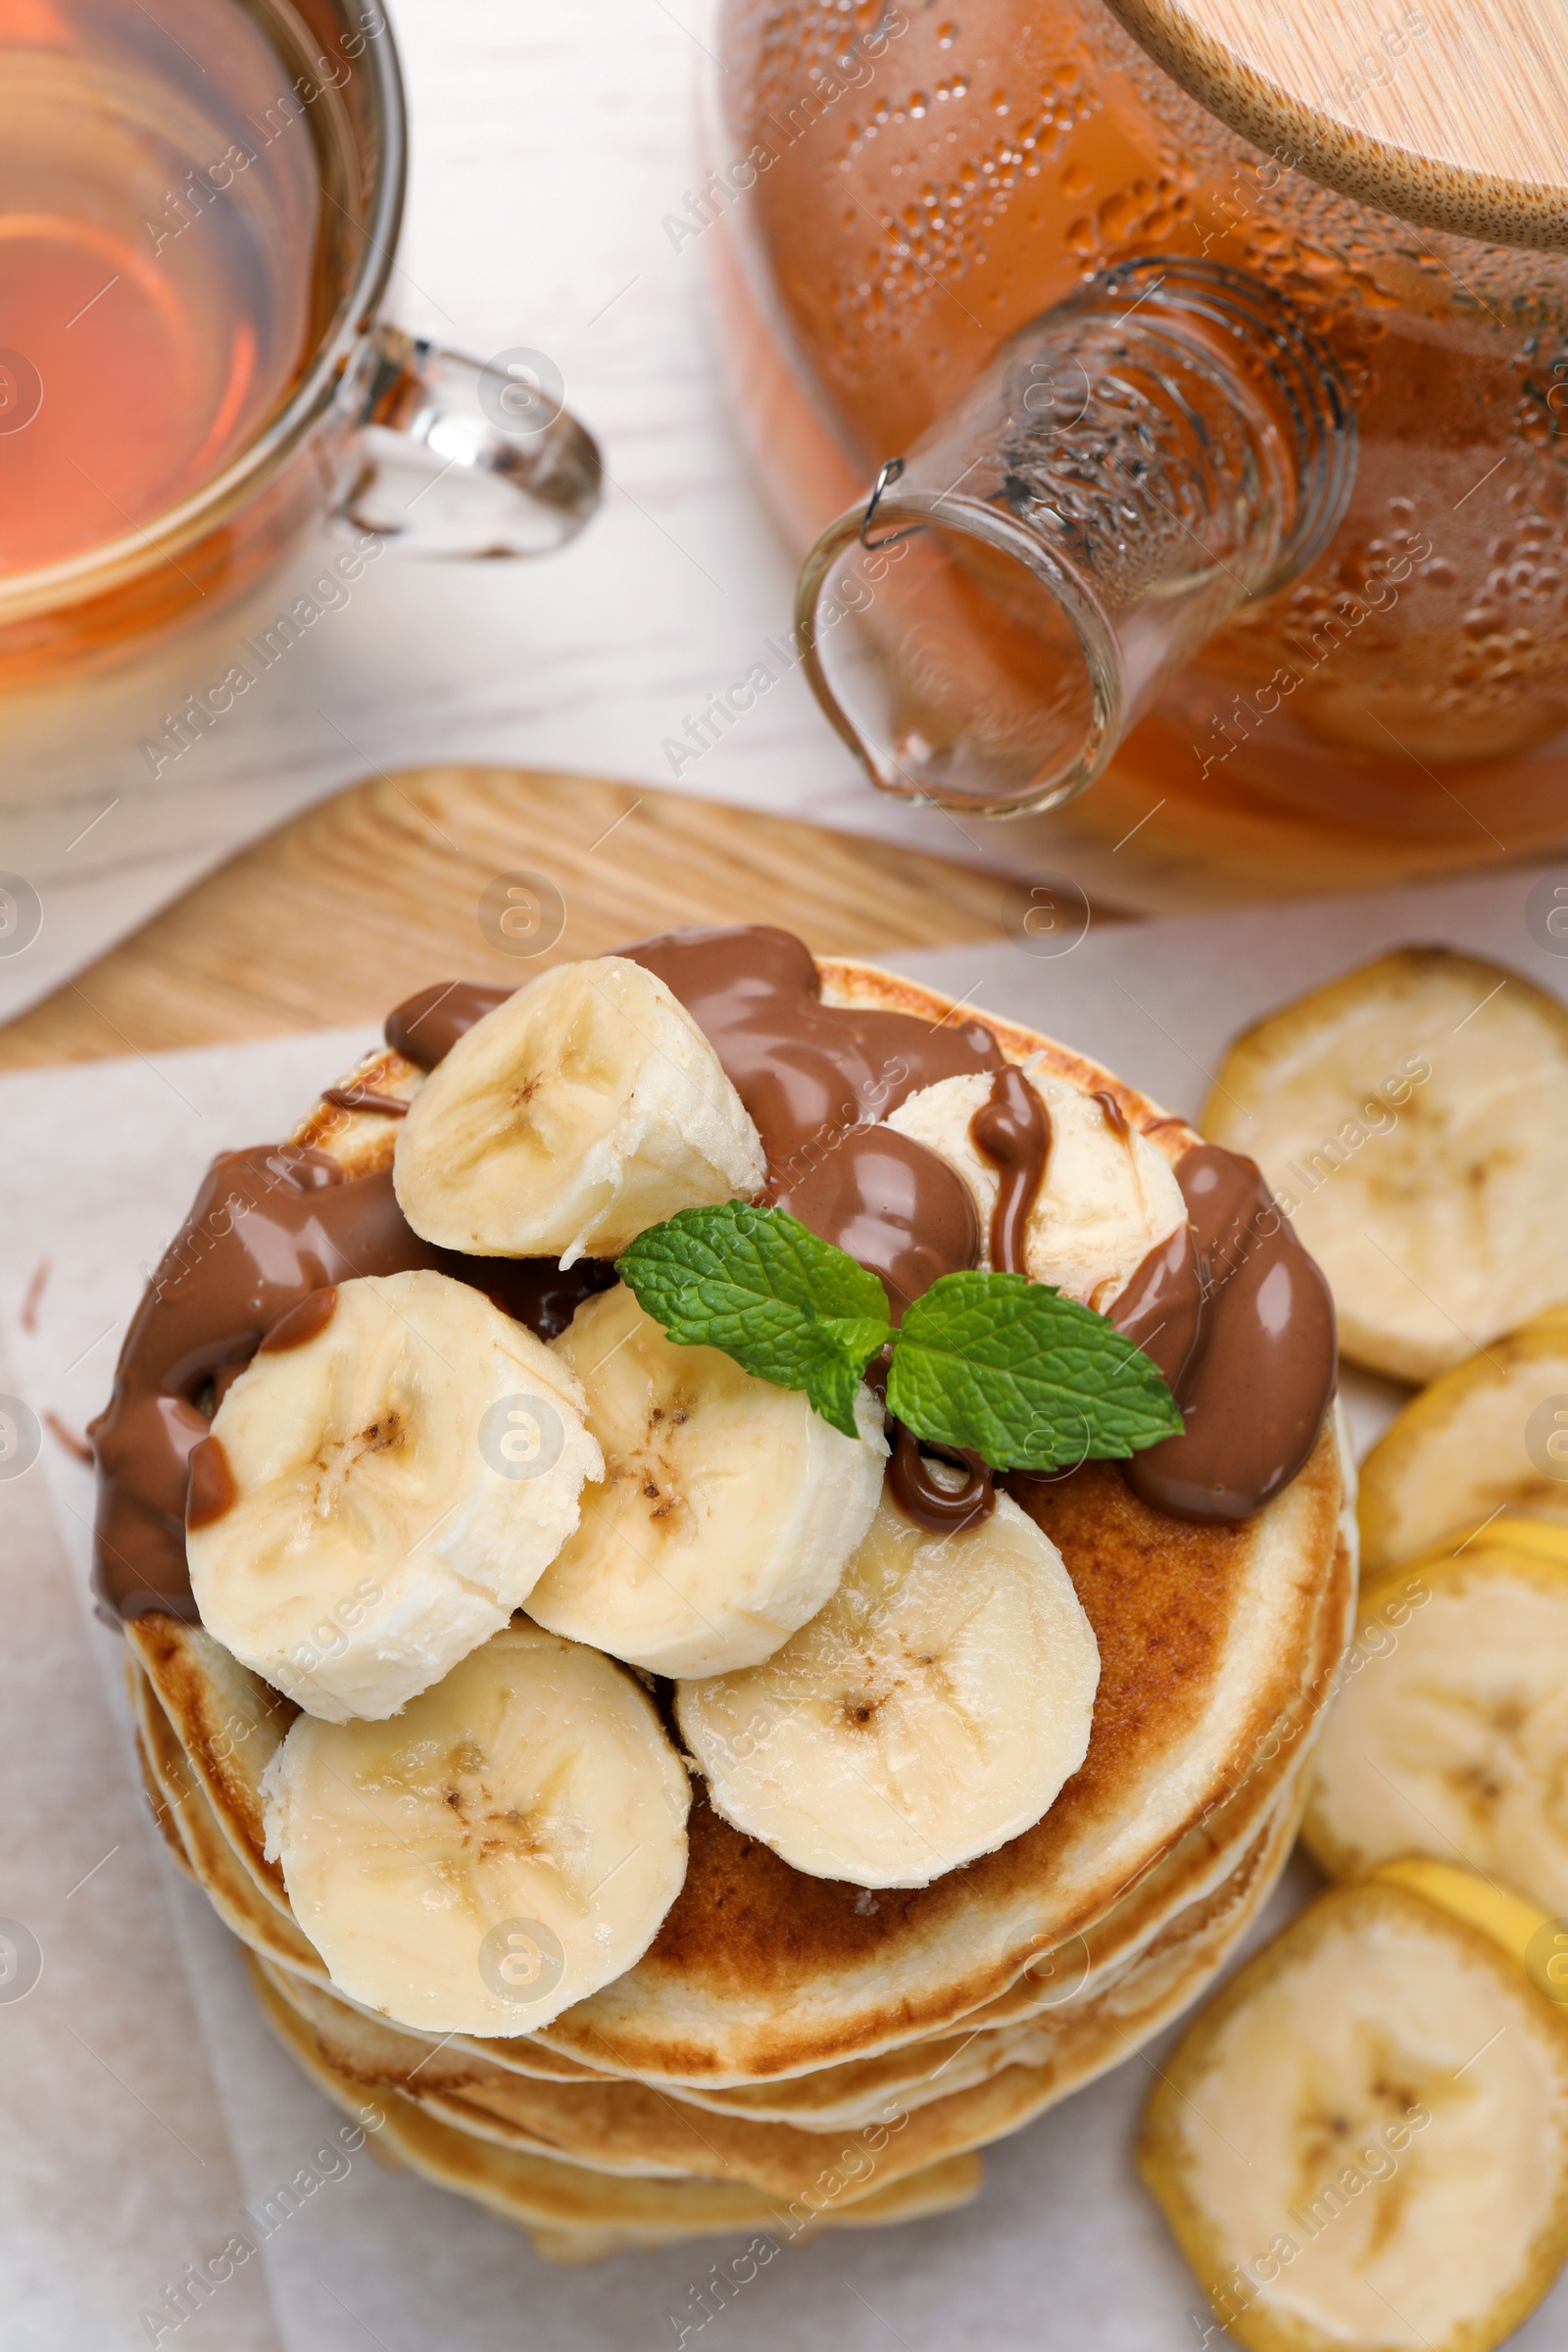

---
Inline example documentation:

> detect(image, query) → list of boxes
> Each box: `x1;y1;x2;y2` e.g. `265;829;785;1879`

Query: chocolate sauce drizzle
890;1425;995;1534
625;927;1002;1322
385;981;512;1070
1108;1148;1336;1523
87;1151;612;1623
377;930;1334;1526
91;926;1339;1625
321;1086;409;1118
1092;1090;1129;1144
970;1064;1051;1278
891;1063;1056;1531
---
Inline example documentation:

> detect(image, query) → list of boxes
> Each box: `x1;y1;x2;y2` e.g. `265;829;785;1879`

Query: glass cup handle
331;322;602;558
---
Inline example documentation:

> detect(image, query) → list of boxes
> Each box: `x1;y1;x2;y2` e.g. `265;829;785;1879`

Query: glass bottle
710;0;1568;893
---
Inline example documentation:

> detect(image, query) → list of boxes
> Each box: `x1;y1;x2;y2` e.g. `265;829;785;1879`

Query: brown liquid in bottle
714;0;1568;884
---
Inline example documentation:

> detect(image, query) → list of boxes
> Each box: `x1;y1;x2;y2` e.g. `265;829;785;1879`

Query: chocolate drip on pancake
348;934;1335;1531
624;926;1000;1319
888;1424;995;1533
321;1085;409;1118
1111;1146;1336;1523
88;1147;612;1625
385;980;512;1069
885;1064;1053;1530
774;1129;978;1325
969;1064;1050;1278
388;928;1001;1319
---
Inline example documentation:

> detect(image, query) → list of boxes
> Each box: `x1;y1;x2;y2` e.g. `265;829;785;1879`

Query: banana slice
261;1622;691;2036
675;1488;1100;1888
393;957;765;1263
525;1284;887;1677
1138;1867;1568;2352
1359;1306;1568;1574
188;1270;602;1722
1201;947;1568;1383
1301;1523;1568;1910
884;1068;1184;1308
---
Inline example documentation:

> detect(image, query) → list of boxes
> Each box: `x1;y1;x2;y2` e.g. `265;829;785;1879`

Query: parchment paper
4;861;1567;2349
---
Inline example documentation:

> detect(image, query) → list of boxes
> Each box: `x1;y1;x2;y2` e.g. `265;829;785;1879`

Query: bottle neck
795;258;1355;817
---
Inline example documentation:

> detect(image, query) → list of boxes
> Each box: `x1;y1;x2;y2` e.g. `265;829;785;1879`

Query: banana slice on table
188;1270;601;1722
884;1067;1185;1307
262;1623;691;2035
675;1488;1100;1888
1139;1863;1568;2352
393;957;765;1263
526;1284;887;1678
1301;1522;1568;1910
1201;947;1568;1383
1358;1305;1568;1574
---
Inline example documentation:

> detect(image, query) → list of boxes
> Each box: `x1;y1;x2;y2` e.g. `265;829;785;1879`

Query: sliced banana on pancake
526;1284;886;1677
675;1488;1100;1888
1301;1524;1568;1910
1139;1864;1568;2352
1359;1305;1568;1574
188;1270;601;1722
394;957;765;1263
885;1067;1185;1307
1201;946;1568;1383
262;1623;691;2036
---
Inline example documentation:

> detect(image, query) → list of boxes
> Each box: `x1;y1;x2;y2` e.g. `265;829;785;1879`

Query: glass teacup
0;0;599;687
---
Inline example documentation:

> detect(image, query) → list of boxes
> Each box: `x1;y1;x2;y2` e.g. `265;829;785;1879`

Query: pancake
126;1640;1303;2163
125;1436;1347;2075
123;1610;297;1909
127;1652;330;1988
245;1781;1297;2256
246;1950;984;2257
670;1774;1312;2129
248;1777;1300;2173
539;1421;1343;2084
129;1652;1305;2160
107;952;1348;2249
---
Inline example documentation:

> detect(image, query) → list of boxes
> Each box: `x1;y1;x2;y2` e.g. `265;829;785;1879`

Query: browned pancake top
642;1462;1254;1996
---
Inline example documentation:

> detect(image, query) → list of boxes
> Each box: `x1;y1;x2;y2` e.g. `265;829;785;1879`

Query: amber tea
0;0;337;582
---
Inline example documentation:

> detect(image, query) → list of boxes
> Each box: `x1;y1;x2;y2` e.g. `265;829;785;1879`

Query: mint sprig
616;1204;1182;1467
615;1202;891;1439
886;1270;1182;1472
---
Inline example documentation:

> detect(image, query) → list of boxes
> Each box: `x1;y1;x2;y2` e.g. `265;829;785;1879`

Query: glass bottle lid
1107;0;1568;249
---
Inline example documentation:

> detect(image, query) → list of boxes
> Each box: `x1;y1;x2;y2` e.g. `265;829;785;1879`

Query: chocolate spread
889;1424;995;1535
884;1063;1054;1531
969;1064;1051;1278
385;926;1334;1524
92;924;1337;1624
1108;1147;1336;1523
320;1085;409;1117
88;1149;612;1623
624;926;1001;1319
385;981;512;1069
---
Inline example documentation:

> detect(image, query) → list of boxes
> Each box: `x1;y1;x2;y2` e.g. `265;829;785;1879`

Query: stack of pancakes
118;967;1353;2261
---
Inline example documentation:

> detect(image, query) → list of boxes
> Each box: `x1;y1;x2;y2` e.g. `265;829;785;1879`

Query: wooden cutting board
0;765;1059;1070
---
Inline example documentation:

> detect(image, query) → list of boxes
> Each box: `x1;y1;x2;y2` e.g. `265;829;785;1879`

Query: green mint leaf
803;1352;869;1445
616;1203;892;1442
885;1271;1184;1473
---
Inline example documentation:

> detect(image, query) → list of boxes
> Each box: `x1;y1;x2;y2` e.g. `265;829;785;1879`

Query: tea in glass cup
0;0;599;686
